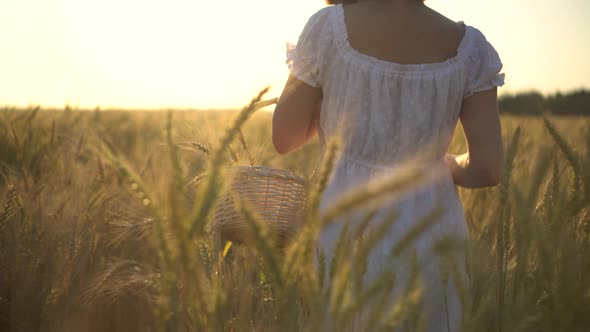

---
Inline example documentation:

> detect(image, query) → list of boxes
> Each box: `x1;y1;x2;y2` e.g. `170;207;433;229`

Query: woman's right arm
445;88;504;188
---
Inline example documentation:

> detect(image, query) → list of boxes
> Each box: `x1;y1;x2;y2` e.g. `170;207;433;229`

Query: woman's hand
444;153;460;174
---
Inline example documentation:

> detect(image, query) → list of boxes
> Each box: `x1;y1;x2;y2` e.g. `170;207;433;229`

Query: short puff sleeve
464;29;505;99
286;7;331;88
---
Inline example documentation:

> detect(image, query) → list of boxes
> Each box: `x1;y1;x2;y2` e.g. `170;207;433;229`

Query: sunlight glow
0;0;588;109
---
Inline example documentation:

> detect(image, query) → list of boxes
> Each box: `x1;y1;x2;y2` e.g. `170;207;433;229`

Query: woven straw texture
214;166;308;245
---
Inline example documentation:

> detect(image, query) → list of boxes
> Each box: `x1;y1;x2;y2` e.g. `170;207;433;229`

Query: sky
0;0;589;110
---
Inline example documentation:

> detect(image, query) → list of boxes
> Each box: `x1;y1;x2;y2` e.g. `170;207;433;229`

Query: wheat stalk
188;88;275;238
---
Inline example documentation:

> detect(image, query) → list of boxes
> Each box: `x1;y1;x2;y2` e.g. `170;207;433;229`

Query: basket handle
254;98;279;110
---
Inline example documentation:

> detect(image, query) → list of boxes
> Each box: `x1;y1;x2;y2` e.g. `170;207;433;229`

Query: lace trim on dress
463;73;506;99
286;42;319;87
284;6;332;87
463;28;505;98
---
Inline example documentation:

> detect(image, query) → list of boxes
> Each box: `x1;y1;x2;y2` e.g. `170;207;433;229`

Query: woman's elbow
272;117;289;154
272;121;304;155
273;142;290;155
272;133;292;155
476;166;502;187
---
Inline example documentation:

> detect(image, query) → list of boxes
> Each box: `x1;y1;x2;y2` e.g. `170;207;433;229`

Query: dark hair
325;0;358;3
326;0;425;4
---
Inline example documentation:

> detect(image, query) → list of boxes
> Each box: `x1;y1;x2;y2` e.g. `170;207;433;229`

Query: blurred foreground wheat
1;97;590;331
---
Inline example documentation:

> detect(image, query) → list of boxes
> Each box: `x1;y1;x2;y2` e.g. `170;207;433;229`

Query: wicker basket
213;166;308;247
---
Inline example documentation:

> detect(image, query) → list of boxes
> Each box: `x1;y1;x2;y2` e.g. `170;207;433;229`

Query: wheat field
1;92;589;331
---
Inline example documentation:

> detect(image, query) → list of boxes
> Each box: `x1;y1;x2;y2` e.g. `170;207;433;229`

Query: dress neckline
333;3;471;73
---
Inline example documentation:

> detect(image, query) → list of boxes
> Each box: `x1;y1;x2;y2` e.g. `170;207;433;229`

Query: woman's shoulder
418;6;498;59
460;24;505;96
461;24;502;62
298;5;336;37
307;5;335;23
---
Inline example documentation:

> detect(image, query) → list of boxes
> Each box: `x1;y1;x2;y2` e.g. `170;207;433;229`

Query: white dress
286;4;504;331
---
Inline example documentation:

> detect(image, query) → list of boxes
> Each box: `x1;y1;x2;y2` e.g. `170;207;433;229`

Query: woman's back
342;1;465;66
287;3;504;166
275;1;505;330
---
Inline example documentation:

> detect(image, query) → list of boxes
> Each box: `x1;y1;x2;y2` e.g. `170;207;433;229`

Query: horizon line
2;87;588;111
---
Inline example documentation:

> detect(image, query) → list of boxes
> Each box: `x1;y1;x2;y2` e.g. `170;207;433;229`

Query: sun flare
0;0;588;109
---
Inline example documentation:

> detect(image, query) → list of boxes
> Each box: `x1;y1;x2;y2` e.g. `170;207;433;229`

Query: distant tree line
498;89;590;115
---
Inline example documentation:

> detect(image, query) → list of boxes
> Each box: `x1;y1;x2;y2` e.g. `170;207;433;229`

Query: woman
273;0;504;330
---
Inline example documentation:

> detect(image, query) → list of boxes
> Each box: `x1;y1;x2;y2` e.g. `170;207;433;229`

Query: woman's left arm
272;75;323;154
